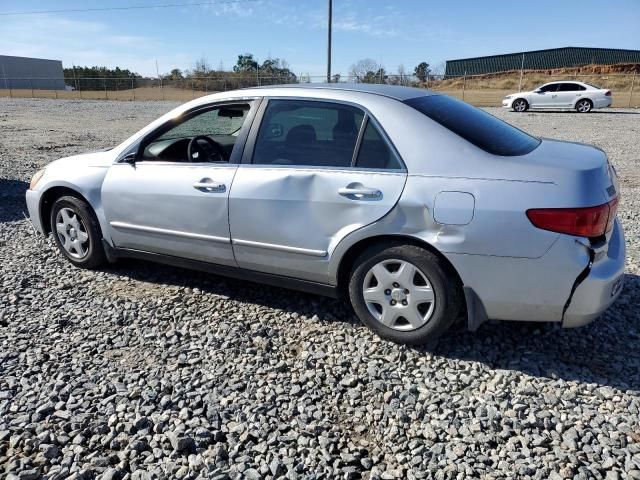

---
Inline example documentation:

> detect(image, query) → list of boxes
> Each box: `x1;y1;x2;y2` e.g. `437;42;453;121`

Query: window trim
117;98;261;166
351;115;404;171
241;96;406;172
350;114;368;167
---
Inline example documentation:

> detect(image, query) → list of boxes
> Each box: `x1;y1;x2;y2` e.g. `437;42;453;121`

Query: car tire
348;242;463;346
512;98;528;112
575;99;593;113
50;195;106;269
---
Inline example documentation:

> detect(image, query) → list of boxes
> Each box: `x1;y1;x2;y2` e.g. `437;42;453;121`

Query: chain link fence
1;71;638;107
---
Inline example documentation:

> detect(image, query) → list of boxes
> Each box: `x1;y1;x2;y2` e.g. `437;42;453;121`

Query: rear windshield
404;95;541;156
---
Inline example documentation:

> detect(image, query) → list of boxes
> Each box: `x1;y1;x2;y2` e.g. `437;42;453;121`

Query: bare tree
431;61;446;78
192;57;211;76
397;64;407;85
349;58;382;82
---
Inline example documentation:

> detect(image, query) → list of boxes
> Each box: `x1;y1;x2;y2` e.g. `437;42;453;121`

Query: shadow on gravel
428;273;640;392
591;110;640;115
107;258;356;322
0;178;29;223
524;110;640;115
108;259;640;391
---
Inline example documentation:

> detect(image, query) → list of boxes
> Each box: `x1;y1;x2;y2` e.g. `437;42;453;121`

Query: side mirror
534;89;543;94
120;153;137;165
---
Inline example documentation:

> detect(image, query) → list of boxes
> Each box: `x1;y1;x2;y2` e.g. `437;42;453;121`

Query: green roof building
445;47;640;77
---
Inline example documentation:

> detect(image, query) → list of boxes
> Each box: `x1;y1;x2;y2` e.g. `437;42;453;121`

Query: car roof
542;80;589;86
250;83;435;101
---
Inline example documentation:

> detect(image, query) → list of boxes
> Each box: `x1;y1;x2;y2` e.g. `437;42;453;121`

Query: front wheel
348;243;463;345
50;196;106;269
575;99;592;113
512;98;528;112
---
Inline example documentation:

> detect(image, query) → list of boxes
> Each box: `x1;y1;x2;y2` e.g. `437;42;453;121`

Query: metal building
0;55;66;90
445;47;640;77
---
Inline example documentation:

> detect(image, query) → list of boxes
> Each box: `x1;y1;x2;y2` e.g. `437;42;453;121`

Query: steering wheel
187;135;228;162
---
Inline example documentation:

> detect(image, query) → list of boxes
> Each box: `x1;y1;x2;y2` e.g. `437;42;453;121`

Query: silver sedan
26;84;625;345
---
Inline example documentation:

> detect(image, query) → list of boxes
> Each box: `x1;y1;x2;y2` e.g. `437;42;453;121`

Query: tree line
164;54;297;91
347;59;441;84
62;66;141;91
64;55;439;91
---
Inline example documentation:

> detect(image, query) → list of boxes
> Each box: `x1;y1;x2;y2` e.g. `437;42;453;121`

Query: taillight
605;91;612;96
527;197;618;238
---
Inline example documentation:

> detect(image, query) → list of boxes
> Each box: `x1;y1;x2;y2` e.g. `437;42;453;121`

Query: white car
503;81;612;113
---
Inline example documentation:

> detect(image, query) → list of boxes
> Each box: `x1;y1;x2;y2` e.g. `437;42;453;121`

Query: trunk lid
518;138;618;208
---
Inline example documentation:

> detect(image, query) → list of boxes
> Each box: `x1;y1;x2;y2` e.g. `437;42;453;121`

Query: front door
530;83;559;108
102;101;257;265
229;99;407;283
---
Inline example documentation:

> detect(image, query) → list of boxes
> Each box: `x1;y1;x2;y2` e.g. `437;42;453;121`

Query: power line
0;0;261;17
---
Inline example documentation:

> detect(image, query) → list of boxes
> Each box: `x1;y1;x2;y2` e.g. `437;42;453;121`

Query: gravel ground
1;98;639;480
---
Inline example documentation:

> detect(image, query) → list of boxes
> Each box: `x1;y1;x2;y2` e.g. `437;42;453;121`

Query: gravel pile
1;98;639;479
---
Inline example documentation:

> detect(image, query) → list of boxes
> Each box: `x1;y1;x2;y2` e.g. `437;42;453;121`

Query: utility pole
326;0;332;83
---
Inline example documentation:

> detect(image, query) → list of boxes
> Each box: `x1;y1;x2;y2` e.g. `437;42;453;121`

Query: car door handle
193;179;226;192
338;186;381;199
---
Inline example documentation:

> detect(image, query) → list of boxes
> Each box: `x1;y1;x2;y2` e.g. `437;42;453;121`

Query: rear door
228;98;407;283
555;82;585;107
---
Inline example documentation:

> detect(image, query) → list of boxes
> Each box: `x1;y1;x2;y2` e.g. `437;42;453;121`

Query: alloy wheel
55;207;90;259
576;100;591;113
514;100;527;112
362;259;436;331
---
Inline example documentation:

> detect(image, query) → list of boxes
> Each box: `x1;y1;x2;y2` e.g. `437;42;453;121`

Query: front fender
34;167;110;242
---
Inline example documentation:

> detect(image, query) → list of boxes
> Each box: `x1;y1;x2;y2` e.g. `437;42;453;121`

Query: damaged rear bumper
562;219;626;328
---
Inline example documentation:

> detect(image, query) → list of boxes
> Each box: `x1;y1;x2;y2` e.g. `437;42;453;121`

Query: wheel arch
574;97;593;109
512;97;529;111
39;185;92;235
335;234;464;296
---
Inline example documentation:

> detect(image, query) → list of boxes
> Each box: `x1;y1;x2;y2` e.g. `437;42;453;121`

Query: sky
0;0;639;78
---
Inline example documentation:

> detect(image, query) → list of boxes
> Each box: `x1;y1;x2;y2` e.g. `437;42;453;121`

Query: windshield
156;106;249;141
404;95;541;156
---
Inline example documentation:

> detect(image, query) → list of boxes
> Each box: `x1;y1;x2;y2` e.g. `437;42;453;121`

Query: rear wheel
50;196;106;269
348;243;463;345
576;99;592;113
512;98;528;112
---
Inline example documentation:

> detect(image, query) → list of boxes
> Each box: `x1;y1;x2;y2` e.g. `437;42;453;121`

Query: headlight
504;95;512;100
29;169;46;190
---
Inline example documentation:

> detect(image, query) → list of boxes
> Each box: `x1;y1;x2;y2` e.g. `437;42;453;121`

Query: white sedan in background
503;81;612;113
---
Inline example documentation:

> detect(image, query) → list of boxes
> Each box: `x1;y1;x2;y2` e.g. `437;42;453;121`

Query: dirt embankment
431;63;640;91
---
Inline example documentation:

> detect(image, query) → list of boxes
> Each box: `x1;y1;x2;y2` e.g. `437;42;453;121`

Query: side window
355;120;402;170
253;100;364;167
558;83;584;92
539;84;558;93
141;103;251;163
